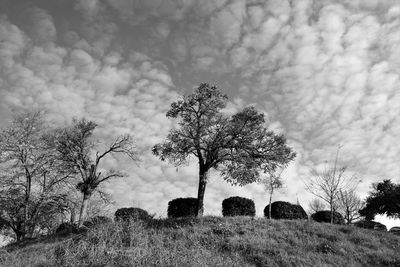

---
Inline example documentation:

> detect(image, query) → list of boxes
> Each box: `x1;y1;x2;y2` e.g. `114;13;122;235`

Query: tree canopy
153;83;296;216
359;180;400;220
0;111;70;240
49;118;138;226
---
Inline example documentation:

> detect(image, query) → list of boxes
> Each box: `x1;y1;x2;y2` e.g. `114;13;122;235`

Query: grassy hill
1;217;400;267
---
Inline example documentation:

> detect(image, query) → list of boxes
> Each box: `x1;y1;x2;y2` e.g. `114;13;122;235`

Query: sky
0;0;399;229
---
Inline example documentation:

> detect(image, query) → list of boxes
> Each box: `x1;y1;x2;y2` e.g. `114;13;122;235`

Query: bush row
55;202;397;237
167;197;308;220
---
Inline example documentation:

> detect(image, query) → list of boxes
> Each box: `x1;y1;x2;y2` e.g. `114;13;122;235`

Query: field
1;217;400;267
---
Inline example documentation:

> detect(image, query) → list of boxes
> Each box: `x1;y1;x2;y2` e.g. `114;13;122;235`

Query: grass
1;217;400;267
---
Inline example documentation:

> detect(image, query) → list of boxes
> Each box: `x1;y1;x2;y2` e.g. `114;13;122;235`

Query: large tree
359;180;400;220
50;118;137;226
0;111;71;240
153;83;296;216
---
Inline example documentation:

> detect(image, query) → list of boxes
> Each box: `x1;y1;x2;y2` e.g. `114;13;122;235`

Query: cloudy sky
1;0;399;226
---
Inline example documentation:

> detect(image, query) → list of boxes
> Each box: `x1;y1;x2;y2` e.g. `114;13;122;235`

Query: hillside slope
1;217;400;267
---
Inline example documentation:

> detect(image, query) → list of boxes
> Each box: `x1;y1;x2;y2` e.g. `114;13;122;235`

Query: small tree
260;168;284;219
304;146;357;224
338;189;363;224
153;83;296;217
222;196;255;217
308;198;326;214
359;180;400;220
50;118;138;226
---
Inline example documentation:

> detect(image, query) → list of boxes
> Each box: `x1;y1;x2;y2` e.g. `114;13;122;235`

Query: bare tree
50;118;138;226
308;198;326;214
304;146;357;224
260;168;284;219
0;111;72;240
153;84;296;217
338;189;363;224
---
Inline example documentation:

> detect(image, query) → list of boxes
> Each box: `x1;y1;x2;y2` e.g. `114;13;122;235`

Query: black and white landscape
1;1;400;266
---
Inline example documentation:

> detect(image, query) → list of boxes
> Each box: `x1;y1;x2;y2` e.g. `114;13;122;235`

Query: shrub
389;226;400;235
167;198;197;218
354;220;387;231
311;210;344;224
55;222;79;236
263;201;308;220
222;196;255;217
114;207;151;222
83;216;113;228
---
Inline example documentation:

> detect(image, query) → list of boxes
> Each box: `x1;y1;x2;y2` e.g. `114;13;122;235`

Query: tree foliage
359;180;400;220
263;201;307;220
222;196;255;217
153;83;296;216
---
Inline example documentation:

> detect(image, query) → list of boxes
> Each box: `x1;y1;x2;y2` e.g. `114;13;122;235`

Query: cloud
74;0;101;17
1;0;400;224
29;7;57;43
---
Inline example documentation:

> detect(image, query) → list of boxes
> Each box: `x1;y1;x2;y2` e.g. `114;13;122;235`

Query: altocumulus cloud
0;0;399;222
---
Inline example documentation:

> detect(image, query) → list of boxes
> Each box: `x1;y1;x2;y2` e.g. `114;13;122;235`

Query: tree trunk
16;231;24;242
269;190;273;219
14;224;25;242
330;199;334;224
27;223;36;238
78;193;90;227
196;167;208;217
70;207;76;223
346;208;350;224
24;172;32;238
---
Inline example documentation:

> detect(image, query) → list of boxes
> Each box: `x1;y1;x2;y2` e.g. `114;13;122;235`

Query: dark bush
222;196;255;217
263;201;308;220
354;220;387;231
55;222;79;236
167;198;197;218
114;207;152;222
389;226;400;235
311;210;344;224
83;216;113;228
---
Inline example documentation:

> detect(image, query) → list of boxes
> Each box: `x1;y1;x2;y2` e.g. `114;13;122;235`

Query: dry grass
1;217;400;267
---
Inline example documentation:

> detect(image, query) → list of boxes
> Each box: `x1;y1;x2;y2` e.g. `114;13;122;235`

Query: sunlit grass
1;217;400;266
